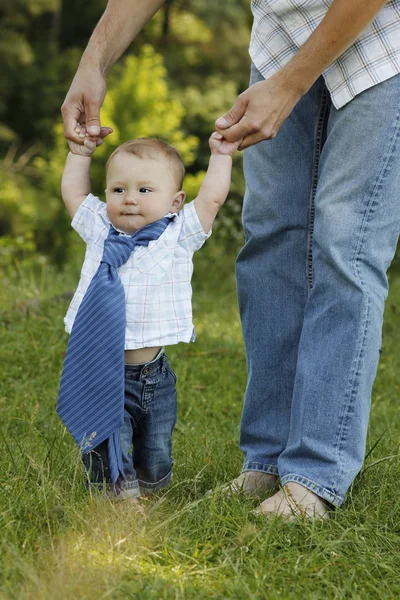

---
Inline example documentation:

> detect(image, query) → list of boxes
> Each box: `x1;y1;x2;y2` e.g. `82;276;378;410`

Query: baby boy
57;124;240;501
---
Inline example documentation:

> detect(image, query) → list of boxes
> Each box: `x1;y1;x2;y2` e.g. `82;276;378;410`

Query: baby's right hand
67;124;113;157
209;131;242;157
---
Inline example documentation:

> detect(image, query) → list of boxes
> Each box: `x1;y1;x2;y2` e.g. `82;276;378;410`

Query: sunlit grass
1;242;400;599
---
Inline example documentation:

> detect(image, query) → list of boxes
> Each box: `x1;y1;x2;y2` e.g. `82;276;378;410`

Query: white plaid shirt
64;194;211;349
250;0;400;108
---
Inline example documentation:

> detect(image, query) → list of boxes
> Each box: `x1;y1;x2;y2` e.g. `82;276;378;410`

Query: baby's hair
105;138;185;190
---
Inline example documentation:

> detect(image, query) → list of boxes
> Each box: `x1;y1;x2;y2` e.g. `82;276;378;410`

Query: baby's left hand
67;124;113;157
209;131;242;156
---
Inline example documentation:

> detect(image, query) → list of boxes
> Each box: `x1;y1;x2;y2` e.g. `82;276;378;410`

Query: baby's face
105;152;184;234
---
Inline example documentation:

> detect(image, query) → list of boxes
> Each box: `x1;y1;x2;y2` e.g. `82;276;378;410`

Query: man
62;0;400;519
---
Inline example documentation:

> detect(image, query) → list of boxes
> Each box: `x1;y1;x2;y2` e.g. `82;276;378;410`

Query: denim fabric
236;63;400;507
82;350;177;498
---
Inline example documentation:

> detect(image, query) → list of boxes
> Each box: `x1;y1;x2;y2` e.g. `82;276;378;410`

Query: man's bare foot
210;471;278;497
254;481;330;520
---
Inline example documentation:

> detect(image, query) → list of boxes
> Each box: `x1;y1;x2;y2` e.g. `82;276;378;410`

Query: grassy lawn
1;241;400;599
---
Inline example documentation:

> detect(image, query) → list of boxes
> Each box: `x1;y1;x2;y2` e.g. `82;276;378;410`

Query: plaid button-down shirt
250;0;400;108
64;194;211;349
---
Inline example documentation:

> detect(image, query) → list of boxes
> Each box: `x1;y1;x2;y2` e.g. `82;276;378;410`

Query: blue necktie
57;217;171;487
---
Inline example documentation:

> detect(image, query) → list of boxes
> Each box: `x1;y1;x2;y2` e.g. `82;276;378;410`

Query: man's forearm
279;0;388;95
81;0;165;76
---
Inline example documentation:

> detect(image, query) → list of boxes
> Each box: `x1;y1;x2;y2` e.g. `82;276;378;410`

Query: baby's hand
209;131;242;157
67;124;113;157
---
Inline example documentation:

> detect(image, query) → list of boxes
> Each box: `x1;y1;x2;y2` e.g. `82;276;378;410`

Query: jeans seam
332;102;400;491
332;296;370;490
350;102;400;279
307;86;330;291
242;462;279;476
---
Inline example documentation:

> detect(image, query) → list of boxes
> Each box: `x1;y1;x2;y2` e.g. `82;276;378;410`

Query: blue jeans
236;63;400;507
82;350;177;498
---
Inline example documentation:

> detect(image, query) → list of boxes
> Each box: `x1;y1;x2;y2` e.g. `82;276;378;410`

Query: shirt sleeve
71;193;106;243
178;200;212;253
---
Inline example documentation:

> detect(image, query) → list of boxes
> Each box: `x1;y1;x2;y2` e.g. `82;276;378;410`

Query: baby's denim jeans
236;63;400;507
82;349;177;499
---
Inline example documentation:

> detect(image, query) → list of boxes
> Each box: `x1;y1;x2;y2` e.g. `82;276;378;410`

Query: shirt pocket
133;240;174;279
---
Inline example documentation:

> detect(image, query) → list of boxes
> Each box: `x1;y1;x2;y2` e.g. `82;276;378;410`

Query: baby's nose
125;196;138;205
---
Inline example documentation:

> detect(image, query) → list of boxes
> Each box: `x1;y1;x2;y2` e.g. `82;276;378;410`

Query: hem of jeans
279;473;344;507
137;468;172;493
242;462;279;476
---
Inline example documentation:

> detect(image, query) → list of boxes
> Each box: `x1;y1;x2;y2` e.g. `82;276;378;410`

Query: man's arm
216;0;389;149
61;0;165;144
81;0;165;78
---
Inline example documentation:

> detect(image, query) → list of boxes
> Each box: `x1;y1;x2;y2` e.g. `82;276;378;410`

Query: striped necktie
57;217;171;488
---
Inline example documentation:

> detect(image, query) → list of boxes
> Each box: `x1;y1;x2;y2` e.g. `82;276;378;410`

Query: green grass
1;242;400;599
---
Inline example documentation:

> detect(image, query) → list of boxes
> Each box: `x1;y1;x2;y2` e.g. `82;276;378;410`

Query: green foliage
0;145;44;269
0;233;36;269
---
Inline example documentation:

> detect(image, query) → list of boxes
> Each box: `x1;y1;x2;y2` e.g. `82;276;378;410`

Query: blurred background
0;0;252;276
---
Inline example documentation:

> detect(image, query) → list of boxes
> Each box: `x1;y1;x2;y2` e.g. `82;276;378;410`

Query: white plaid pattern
64;194;211;349
250;0;400;108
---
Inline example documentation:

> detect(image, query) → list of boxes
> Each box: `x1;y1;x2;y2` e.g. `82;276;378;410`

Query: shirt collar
165;211;179;221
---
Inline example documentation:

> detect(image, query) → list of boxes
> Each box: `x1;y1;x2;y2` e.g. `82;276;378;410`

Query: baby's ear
173;190;186;211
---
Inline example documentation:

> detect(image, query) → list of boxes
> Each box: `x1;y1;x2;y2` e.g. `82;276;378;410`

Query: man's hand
61;64;107;145
67;124;113;157
215;72;303;151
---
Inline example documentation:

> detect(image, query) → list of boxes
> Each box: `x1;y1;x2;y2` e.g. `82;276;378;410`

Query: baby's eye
139;187;151;193
113;187;125;194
